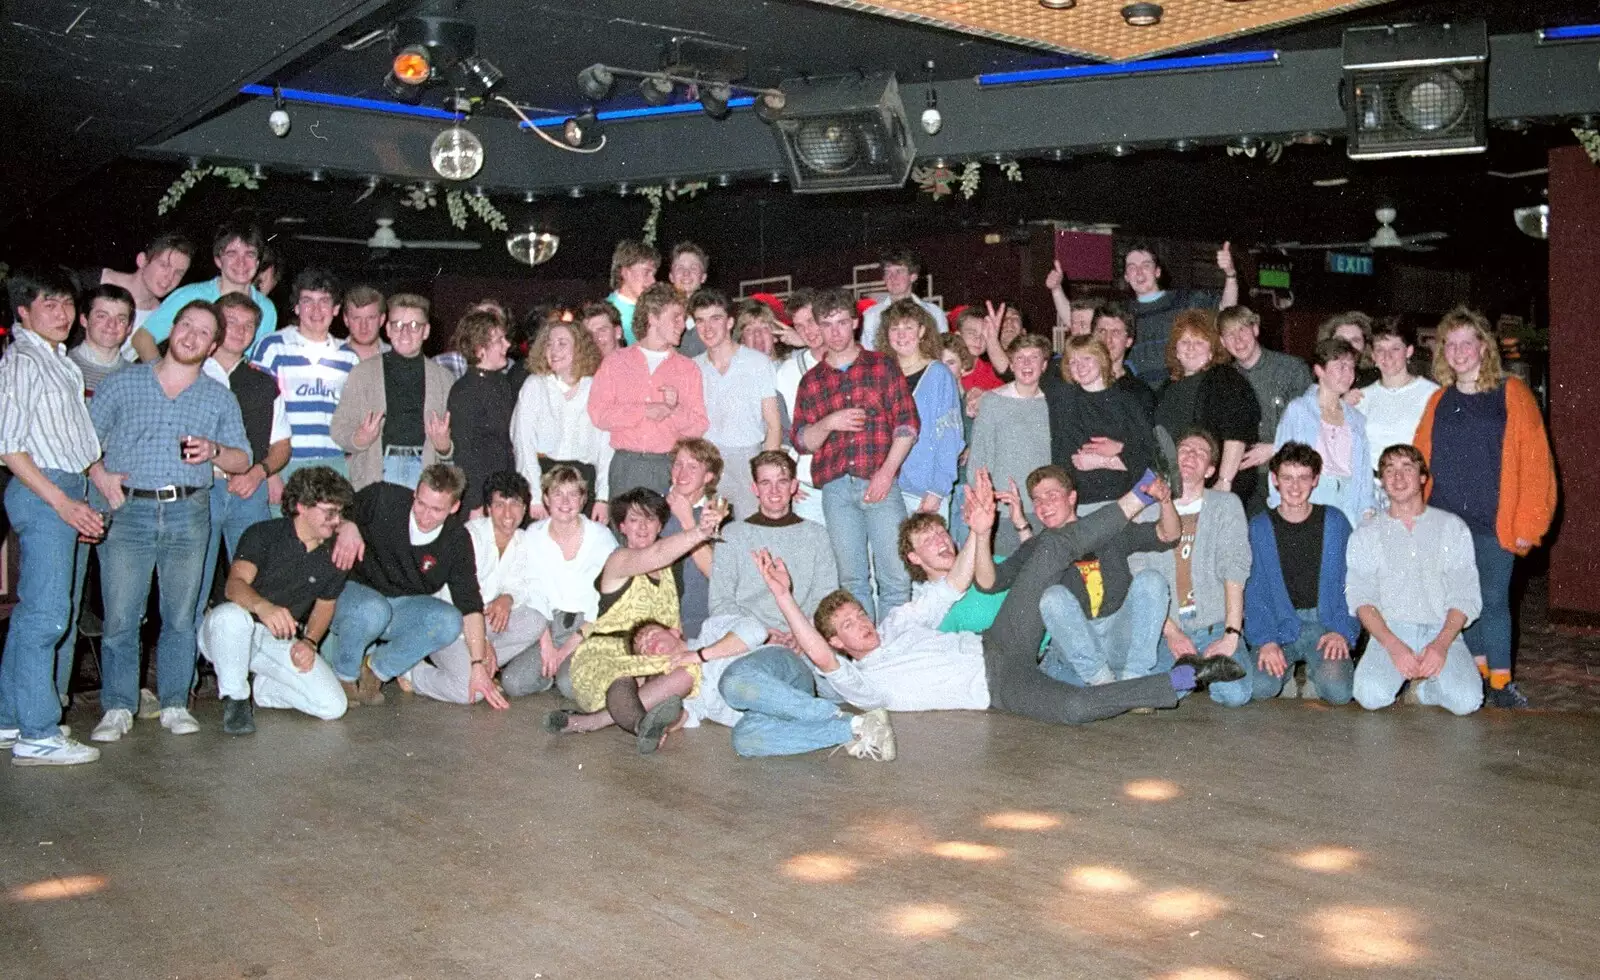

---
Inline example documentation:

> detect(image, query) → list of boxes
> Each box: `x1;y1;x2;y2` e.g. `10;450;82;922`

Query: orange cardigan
1414;376;1557;555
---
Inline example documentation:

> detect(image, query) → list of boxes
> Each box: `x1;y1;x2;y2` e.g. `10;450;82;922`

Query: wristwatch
1224;626;1242;638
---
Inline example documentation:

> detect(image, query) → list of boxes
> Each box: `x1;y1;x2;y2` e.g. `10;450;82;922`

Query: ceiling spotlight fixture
522;190;536;203
1496;118;1532;132
617;182;630;195
1290;131;1329;145
381;13;498;102
568;186;585;198
769;171;784;183
1109;143;1135;157
1040;0;1076;8
1121;3;1163;27
577;64;616;101
1171;138;1197;152
921;61;942;136
308;169;325;182
384;44;432;101
252;164;267;180
458;55;504;95
1050;148;1067;161
267;87;290;137
1513;203;1549;240
716;173;732;187
700;82;733;119
561;110;601;149
755;91;787;123
640;74;675;106
430;125;485;181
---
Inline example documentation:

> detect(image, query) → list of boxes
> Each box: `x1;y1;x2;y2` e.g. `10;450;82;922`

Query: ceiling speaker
1344;21;1488;160
773;71;915;193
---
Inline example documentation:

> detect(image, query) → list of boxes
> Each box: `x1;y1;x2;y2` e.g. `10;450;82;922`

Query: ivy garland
1576;128;1600;166
156;166;262;215
634;181;708;245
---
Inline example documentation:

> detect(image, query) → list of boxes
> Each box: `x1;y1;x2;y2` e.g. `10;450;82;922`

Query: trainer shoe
1486;682;1529;709
1173;654;1247;688
137;687;162;720
845;708;897;762
91;708;134;743
221;697;256;736
12;734;100;767
159;707;200;735
355;661;386;706
0;724;69;749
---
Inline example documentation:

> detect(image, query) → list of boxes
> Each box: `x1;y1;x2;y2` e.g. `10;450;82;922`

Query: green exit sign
1327;252;1374;276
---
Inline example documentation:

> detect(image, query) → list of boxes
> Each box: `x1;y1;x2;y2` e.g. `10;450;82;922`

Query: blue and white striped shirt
251;327;361;461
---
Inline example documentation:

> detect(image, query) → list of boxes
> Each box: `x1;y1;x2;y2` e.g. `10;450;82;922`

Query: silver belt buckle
155;485;180;503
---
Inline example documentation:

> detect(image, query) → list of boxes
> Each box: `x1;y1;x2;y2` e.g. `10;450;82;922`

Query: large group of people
0;229;1558;767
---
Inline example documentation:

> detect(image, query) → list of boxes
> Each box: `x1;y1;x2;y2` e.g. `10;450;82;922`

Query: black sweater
1046;382;1158;504
447;368;518;512
350;482;483;615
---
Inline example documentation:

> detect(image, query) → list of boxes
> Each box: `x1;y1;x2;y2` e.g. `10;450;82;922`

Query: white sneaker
12;734;100;767
137;687;162;719
91;709;135;743
0;724;70;749
845;708;897;762
159;707;200;735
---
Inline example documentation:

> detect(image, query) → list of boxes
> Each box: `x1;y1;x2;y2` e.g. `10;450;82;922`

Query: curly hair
525;320;602;380
897;512;949;583
632;282;684;345
1431;306;1504;392
875;298;943;361
1164;308;1230;381
281;465;354;519
452;310;506;368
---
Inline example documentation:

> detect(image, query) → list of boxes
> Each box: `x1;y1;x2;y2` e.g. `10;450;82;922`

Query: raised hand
1216;241;1236;277
753;547;793;595
1045;259;1065;292
425;411;452;453
353;410;385;449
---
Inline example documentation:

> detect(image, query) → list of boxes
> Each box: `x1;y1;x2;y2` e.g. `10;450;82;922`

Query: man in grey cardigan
1220;305;1313;516
329;293;455;490
709;450;837;636
1130;430;1255;707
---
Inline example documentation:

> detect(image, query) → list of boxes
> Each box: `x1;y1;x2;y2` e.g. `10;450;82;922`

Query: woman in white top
511;319;614;523
1352;319;1438;497
406;471;552;704
514;465;619;698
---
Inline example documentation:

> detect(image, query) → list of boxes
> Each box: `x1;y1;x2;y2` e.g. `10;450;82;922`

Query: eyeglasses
388;320;427;333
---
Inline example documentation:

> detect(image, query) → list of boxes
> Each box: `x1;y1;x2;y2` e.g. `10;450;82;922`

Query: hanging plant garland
632;181;709;245
156;165;263;216
959;161;982;200
912;163;959;199
1576;128;1600;166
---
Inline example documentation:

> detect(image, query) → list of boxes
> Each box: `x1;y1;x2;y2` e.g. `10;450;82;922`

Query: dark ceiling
2;0;1594;301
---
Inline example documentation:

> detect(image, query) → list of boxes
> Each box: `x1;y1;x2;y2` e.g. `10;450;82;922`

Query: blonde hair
1061;335;1112;386
1431;306;1503;392
526;320;602;380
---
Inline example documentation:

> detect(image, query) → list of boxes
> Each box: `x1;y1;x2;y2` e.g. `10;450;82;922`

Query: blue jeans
720;647;853;757
1039;570;1169;686
193;478;271;631
0;470;90;738
821;474;910;623
1353;620;1482;715
1158;618;1255;707
1251;607;1354;704
382;451;424;490
98;491;210;711
1464;530;1515;672
947;484;969;548
327;581;463;682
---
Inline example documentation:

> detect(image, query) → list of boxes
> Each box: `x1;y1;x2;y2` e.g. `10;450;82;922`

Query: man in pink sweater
588;283;709;499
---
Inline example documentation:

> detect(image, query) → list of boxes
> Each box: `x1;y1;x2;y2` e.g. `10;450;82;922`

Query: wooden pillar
1547;145;1600;623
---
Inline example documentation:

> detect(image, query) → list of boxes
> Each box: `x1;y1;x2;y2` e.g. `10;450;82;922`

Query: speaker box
773;71;915;193
1344;21;1488;160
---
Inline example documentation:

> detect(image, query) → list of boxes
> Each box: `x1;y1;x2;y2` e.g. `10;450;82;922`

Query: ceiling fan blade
1400;243;1439;252
1272;240;1369;251
399;240;482;250
1400;231;1448;244
294;234;371;245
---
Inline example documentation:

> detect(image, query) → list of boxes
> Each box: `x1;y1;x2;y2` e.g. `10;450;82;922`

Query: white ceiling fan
1271;207;1448;253
294;218;481;251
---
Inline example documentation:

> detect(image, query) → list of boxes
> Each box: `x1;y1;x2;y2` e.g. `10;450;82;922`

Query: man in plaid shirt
792;288;919;622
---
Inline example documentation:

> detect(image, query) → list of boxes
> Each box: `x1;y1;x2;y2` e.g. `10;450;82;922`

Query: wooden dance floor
2;694;1597;979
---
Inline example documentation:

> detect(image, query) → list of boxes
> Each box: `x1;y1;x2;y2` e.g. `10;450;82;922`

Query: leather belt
126;485;206;502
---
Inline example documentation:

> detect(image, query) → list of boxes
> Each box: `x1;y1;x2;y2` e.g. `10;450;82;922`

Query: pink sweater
587;346;709;453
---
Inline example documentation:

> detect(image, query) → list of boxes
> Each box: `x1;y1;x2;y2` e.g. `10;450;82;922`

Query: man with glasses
134;223;276;361
790;288;919;622
331;293;454;490
252;269;361;511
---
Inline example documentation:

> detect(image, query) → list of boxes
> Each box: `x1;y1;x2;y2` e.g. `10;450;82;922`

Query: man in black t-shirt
198;466;354;734
327;463;507;709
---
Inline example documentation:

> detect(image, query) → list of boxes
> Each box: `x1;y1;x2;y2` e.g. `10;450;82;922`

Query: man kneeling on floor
718;479;1245;760
328;463;507;709
200;466;354;733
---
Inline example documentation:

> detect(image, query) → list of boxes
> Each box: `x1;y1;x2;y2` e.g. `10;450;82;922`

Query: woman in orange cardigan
1414;308;1557;709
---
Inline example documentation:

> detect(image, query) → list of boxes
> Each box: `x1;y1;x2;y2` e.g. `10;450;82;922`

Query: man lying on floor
717;474;1246;760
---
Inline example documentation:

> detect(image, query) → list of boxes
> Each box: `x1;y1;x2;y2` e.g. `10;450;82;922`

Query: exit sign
1327;252;1374;276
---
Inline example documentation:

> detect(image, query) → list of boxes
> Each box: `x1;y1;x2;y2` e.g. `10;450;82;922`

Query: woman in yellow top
546;486;728;751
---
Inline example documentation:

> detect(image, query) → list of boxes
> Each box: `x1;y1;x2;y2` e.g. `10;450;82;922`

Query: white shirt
775;348;821;487
511;373;615;499
695;345;777;448
465;515;540;609
522;517;618;620
679;614;773;729
860;295;949;352
1355;376;1439;474
1346;506;1481;627
818;580;990;711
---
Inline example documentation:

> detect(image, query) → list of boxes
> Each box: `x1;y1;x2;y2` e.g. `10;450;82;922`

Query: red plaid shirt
791;348;919;485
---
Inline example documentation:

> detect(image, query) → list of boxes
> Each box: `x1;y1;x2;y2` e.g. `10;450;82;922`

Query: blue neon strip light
243;84;757;127
1539;24;1600;41
240;84;459;119
977;49;1278;87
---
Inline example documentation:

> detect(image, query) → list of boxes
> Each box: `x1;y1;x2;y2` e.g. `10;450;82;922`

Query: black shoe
221;696;255;735
1485;681;1529;709
1174;654;1246;688
636;696;683;755
543;709;572;734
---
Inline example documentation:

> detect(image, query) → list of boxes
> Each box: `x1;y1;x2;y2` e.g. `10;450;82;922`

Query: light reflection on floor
1142;888;1227;923
1155;968;1249;980
6;874;107;902
1289;845;1362;873
781;853;860;883
1066;865;1140;894
926;841;1007;861
1310;905;1423;966
1123;778;1183;801
982;810;1063;831
887;902;962;938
